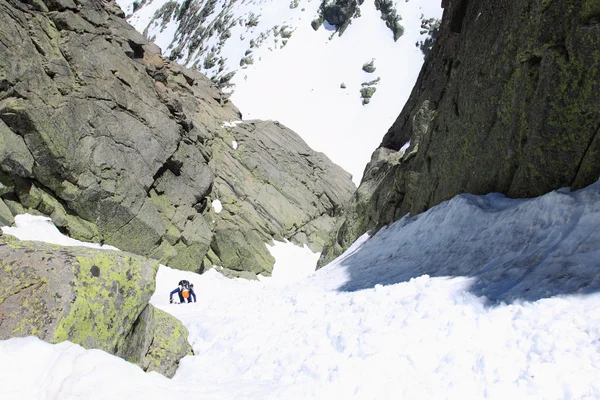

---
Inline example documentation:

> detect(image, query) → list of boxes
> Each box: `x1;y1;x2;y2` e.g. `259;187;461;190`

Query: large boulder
320;0;600;265
313;0;363;35
0;236;189;376
120;304;193;378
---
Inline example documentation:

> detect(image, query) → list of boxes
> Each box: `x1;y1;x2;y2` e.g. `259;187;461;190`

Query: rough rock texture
120;303;193;378
204;120;355;276
312;0;364;35
0;236;190;376
0;0;355;275
0;0;238;268
319;0;600;265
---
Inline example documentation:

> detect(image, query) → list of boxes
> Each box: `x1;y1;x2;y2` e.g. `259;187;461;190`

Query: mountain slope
118;0;443;183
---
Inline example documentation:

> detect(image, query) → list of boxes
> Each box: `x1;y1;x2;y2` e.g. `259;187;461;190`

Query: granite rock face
320;0;600;265
205;120;355;276
120;303;193;378
0;236;189;377
0;0;238;269
0;0;355;276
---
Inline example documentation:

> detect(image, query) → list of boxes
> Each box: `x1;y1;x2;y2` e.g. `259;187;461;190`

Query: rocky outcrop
0;0;354;276
120;303;193;377
0;236;190;376
205;120;355;276
311;0;364;35
320;0;600;265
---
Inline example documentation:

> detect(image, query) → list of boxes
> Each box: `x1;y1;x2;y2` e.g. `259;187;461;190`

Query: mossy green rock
120;304;193;378
212;228;275;274
0;119;35;178
320;0;600;265
362;60;376;73
0;237;187;375
0;199;13;225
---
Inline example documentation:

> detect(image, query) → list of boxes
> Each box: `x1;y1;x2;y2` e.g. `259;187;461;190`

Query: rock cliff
207;120;356;276
320;0;600;265
0;0;355;276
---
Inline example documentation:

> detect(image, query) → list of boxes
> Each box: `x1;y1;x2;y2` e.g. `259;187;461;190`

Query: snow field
1;214;119;250
2;182;600;399
159;269;600;399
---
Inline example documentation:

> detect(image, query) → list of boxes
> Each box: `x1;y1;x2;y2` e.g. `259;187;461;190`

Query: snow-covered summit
116;0;442;183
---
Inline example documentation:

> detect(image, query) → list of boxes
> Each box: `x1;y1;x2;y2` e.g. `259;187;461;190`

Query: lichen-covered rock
120;304;193;378
0;199;13;226
374;0;404;41
0;237;154;342
320;0;600;265
0;237;168;367
0;120;34;179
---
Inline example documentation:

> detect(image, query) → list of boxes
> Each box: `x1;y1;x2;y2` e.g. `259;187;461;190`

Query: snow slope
116;0;442;183
2;181;600;399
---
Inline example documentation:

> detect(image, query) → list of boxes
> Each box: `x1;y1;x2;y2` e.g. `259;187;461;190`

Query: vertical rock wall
320;0;600;265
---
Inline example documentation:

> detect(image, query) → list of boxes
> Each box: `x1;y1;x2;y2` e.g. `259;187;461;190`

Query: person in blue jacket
169;279;196;303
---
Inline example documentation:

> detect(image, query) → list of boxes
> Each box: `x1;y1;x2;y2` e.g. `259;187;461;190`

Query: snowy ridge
2;181;600;398
116;0;443;183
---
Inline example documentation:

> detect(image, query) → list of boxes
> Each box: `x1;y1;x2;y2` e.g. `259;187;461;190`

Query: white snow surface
2;182;600;399
211;198;223;213
1;214;119;250
116;0;443;184
228;0;440;184
266;240;320;283
222;120;243;128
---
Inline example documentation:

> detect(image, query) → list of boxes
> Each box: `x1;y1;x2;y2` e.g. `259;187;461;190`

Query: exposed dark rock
120;303;193;377
374;0;404;41
314;0;363;36
362;59;376;73
417;16;441;58
323;4;348;27
320;0;600;265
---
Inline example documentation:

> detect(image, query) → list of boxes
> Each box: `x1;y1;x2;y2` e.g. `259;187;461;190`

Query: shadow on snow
332;181;600;305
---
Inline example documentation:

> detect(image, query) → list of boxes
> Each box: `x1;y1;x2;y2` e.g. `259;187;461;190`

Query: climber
169;279;196;303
